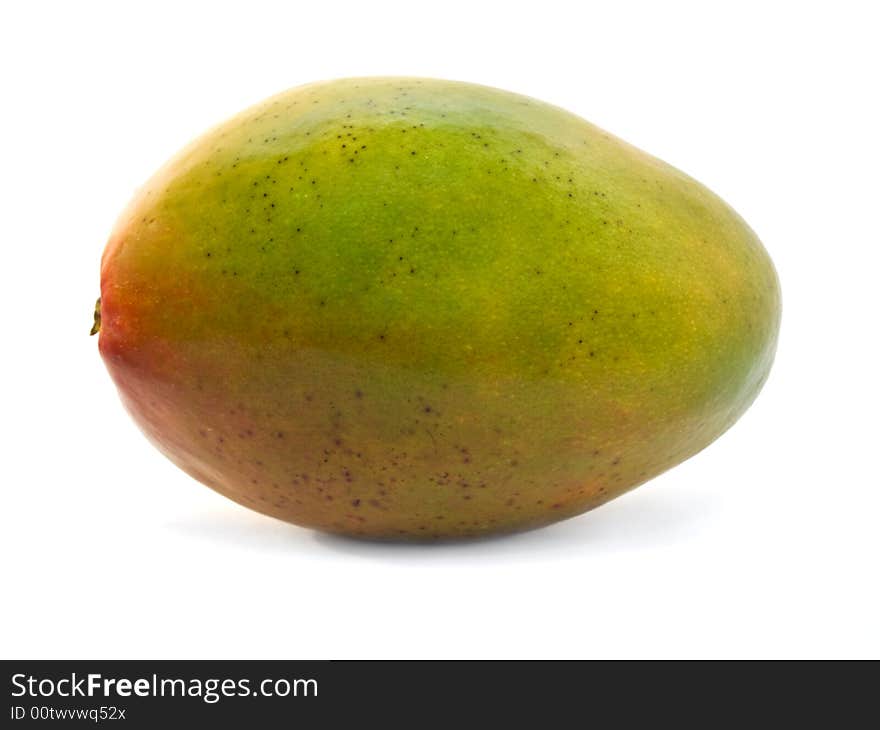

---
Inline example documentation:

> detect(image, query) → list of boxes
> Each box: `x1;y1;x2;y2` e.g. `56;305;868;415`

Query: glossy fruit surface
97;77;780;539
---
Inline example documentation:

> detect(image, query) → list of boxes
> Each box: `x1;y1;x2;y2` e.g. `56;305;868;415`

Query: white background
2;0;878;659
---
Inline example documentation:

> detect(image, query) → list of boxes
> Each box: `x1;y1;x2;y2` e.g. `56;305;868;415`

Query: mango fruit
96;77;780;539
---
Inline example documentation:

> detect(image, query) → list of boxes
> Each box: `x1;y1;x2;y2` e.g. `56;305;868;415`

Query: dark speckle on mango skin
98;77;780;540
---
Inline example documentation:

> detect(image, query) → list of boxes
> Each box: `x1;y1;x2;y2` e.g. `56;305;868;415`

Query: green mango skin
98;78;780;539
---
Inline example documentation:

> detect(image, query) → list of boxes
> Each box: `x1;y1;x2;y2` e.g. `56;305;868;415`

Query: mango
96;77;780;539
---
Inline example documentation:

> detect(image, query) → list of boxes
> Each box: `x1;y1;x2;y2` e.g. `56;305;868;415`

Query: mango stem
90;297;101;336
